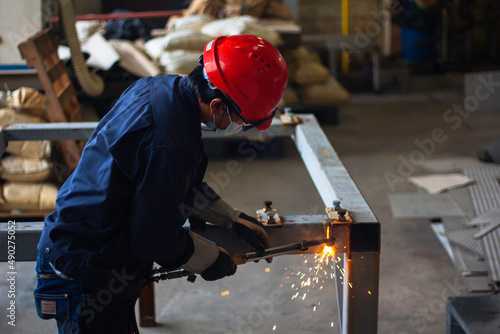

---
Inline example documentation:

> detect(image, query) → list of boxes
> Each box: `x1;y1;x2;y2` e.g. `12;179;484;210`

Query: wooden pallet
18;28;82;172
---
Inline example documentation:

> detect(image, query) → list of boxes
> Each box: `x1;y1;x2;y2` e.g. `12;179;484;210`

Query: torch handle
152;238;331;283
231;238;330;265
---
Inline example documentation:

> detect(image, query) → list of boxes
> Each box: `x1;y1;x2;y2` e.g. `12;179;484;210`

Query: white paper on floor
407;173;474;194
388;192;466;218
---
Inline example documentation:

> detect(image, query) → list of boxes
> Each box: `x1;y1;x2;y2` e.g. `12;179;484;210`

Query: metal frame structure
0;115;380;334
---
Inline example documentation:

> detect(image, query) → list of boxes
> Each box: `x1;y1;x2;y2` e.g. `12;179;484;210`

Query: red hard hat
202;35;288;131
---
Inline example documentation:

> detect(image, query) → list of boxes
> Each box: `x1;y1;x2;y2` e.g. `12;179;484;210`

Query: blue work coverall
34;75;215;333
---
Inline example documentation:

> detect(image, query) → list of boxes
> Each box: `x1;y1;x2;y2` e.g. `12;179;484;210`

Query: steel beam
0;122;98;156
0;222;44;261
293;115;380;334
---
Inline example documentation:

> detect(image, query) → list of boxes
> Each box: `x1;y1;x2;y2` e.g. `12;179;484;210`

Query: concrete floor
1;82;500;333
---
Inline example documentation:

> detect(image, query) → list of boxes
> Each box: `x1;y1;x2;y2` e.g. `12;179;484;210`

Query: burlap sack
292;60;330;86
299;76;350;105
289;46;323;63
144;30;211;59
143;37;166;60
166;14;215;33
160;50;202;75
6;87;46;119
6;141;51;160
1;156;52;182
184;0;226;17
201;15;255;36
0;108;51;159
163;30;212;51
0;107;45;125
201;16;283;46
1;182;58;211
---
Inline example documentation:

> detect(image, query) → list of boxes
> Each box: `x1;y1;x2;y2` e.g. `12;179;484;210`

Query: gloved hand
201;247;237;281
231;212;272;263
181;231;236;281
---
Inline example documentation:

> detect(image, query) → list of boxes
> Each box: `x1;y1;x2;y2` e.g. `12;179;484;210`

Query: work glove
231;212;272;263
191;198;240;230
200;247;237;281
190;198;272;261
181;231;236;281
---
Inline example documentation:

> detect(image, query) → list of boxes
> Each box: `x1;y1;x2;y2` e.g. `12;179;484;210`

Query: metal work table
0;114;380;334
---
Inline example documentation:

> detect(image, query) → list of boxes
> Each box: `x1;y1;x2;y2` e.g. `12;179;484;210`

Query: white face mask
205;115;219;131
224;119;244;135
206;108;244;135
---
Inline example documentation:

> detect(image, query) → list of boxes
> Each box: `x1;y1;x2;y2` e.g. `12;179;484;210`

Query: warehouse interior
1;0;500;333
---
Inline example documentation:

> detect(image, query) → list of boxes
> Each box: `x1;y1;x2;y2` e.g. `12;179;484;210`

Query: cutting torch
150;238;333;283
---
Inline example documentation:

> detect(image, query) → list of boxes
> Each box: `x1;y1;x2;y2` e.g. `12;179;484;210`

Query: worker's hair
187;65;233;107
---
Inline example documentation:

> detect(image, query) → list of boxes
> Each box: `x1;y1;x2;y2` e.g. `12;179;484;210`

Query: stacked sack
144;14;283;76
144;15;215;75
0;87;59;212
282;46;350;106
59;2;291;79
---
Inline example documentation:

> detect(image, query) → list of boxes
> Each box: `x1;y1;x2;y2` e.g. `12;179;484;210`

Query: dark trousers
34;253;151;333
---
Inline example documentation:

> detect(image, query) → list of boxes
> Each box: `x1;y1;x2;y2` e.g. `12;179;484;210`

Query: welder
33;35;288;333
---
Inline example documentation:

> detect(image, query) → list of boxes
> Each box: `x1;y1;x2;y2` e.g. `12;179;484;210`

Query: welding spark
265;268;270;273
272;325;277;331
281;241;342;329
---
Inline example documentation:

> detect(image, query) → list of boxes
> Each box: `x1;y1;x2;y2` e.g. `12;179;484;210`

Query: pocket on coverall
35;255;81;334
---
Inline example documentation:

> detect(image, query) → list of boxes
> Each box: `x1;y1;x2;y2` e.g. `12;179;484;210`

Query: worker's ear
209;98;226;117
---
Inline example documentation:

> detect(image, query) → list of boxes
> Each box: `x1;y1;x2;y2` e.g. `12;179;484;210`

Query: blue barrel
401;27;435;63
